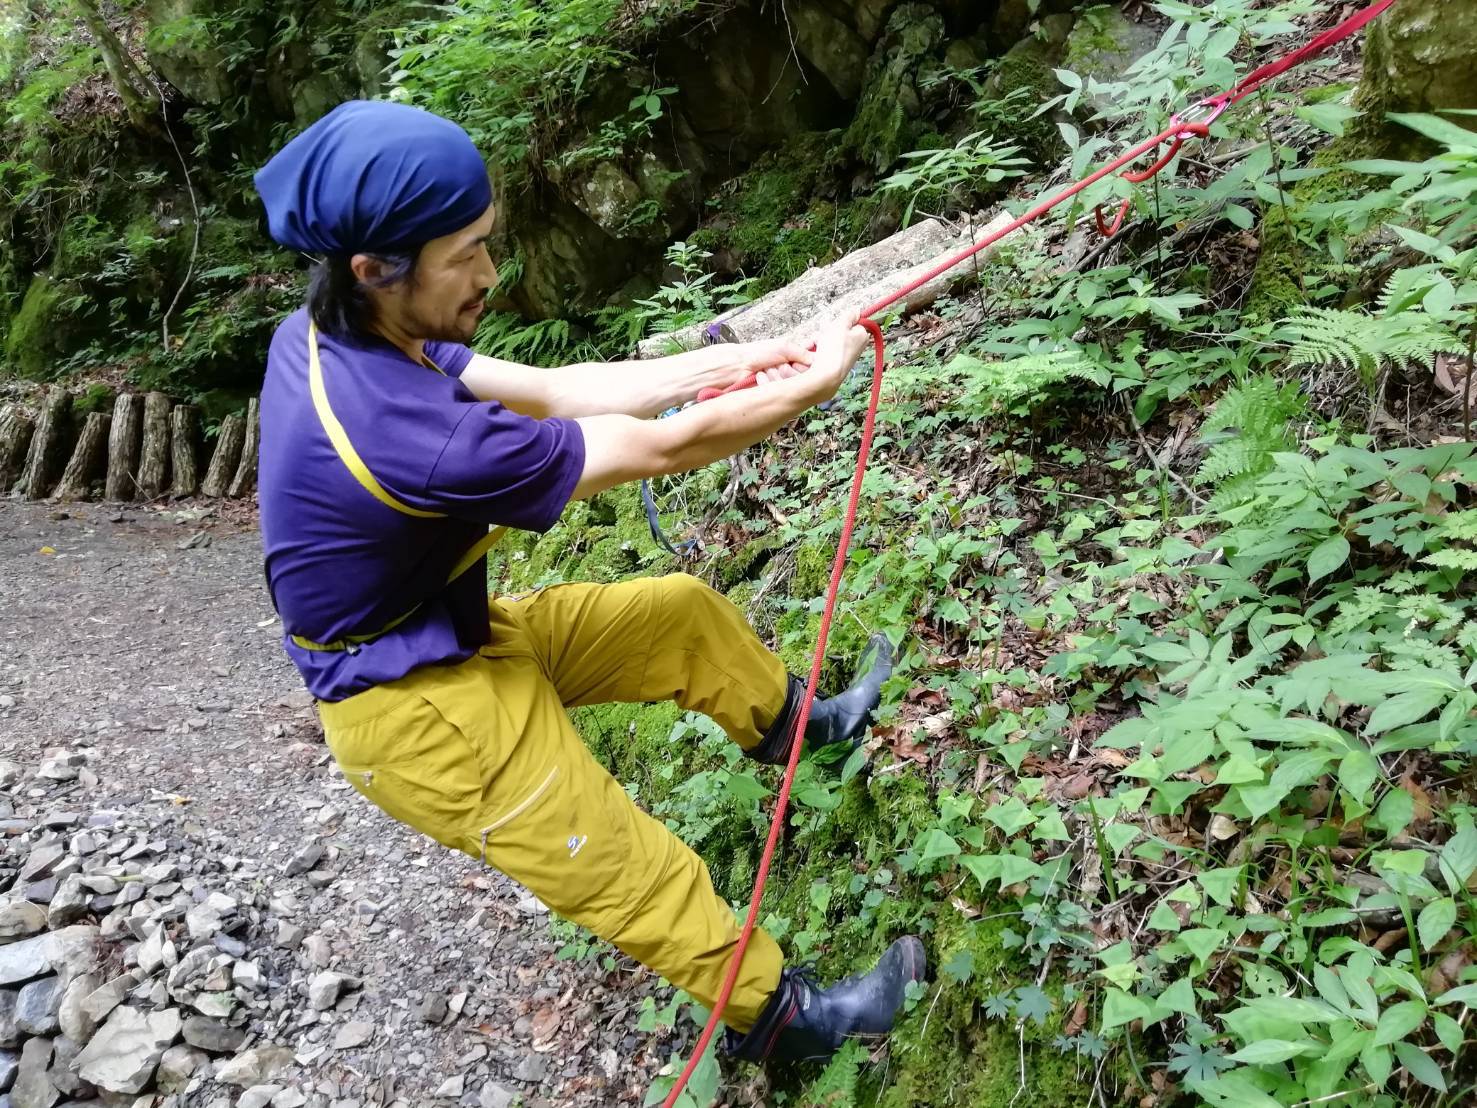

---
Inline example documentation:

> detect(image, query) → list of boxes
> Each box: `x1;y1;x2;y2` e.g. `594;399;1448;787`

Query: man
254;99;925;1068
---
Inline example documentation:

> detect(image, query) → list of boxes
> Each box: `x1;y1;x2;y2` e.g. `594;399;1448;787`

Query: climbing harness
290;322;506;653
661;1;1402;1101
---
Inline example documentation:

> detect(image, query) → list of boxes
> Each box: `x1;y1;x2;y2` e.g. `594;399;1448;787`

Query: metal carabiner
1169;93;1232;140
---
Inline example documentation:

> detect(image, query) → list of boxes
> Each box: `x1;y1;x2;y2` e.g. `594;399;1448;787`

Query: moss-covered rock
844;3;948;172
1359;0;1477;153
2;275;88;379
1062;3;1160;120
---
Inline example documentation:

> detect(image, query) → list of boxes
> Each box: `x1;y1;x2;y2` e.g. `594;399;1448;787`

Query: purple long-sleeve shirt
258;308;585;701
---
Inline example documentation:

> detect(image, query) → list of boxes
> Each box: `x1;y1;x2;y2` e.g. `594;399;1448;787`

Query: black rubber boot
724;936;927;1063
746;633;894;766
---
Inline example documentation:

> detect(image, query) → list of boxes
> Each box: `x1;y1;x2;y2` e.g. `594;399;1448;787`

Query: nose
476;244;498;290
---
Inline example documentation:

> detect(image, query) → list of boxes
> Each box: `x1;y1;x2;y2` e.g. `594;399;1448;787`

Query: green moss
2;275;85;378
75;383;115;415
987;39;1068;165
1245;134;1388;323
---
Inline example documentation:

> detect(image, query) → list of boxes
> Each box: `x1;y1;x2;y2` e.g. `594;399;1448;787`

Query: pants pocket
326;696;482;852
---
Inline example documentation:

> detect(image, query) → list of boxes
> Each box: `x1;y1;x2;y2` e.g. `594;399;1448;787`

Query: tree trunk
19;388;72;500
54;412;111;501
227;398;260;499
105;393;142;501
137;392;171;499
169;404;200;498
0;404;35;495
70;0;161;132
1360;0;1477;150
201;412;245;497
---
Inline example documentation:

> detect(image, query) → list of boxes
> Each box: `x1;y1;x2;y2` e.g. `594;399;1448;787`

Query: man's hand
716;339;815;389
775;316;873;405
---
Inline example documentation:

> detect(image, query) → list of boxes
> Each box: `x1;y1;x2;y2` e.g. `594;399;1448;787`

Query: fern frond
1282;306;1465;384
1196;373;1305;501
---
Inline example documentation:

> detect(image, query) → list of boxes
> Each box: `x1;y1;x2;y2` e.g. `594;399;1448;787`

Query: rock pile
0;747;344;1107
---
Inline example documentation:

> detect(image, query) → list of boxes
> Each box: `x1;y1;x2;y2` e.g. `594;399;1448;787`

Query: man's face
361;202;499;345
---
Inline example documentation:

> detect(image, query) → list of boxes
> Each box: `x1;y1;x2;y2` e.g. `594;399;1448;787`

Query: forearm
648;381;805;473
551;346;739;419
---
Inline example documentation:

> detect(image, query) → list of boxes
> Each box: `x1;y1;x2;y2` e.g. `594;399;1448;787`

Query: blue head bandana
254;100;492;256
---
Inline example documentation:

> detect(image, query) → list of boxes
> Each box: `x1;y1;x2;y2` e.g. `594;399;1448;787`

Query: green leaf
1436;984;1477;1007
1148;899;1183;932
1307;534;1351;582
1227;1039;1316;1064
1374;999;1427;1046
1013;985;1053;1026
915;828;962;864
1389;111;1477;150
1242;995;1339;1024
1104;822;1139;854
1394;1039;1447;1091
940;948;975;985
1416;898;1457;951
1367;688;1449;735
1159;976;1197;1017
1371;788;1415;837
1101;987;1151;1031
1179;928;1227;965
1198;867;1242;908
1439;827;1477;889
1337;750;1379;803
1361;1040;1393;1086
1433;1011;1463;1054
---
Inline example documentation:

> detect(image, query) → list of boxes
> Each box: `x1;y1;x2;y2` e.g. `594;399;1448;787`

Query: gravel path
0;498;686;1107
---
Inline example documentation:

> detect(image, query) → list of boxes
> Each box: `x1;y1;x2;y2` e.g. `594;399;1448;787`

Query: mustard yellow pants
316;574;789;1030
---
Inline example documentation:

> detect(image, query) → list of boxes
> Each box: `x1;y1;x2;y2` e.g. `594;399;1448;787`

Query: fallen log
201;411;245;498
54;411;111;501
637;209;1016;356
0;404;35;495
105;392;142;501
169;404;200;497
227;397;260;499
19;387;72;500
136;391;171;499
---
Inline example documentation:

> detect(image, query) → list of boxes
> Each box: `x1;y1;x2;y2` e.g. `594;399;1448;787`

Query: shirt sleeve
422;402;586;530
425;340;475;378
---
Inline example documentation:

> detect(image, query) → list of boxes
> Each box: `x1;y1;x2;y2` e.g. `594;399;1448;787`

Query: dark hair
307;247;423;338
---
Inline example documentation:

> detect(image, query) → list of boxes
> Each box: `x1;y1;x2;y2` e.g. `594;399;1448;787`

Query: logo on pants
567;834;587;858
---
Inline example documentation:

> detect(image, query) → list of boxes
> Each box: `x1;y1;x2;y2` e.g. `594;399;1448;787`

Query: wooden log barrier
19;387;72;500
227;397;260;499
0;404;35;494
54;411;111;501
201;411;245;498
137;391;171;499
169;404;199;498
105;392;142;501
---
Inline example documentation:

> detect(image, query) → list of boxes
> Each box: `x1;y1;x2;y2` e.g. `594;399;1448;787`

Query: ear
350;253;390;286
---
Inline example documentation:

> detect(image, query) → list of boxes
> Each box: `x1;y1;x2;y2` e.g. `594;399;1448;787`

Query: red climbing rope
663;3;1398;1102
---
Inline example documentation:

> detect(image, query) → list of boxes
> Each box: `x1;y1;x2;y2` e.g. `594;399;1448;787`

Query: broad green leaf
1337;750;1379;803
1439;827;1477;890
1104;822;1139;854
1416;898;1457;951
981;796;1036;835
1371;788;1415;837
1227;1039;1316;1064
1436;983;1477;1007
1101;987;1151;1031
1367;688;1448;735
1393;1039;1447;1091
1198;867;1242;908
1159;976;1197;1016
1148;899;1182;932
915;828;962;864
1433;1011;1463;1054
1179;928;1228;965
1373;999;1427;1046
1307;534;1350;582
1361;1041;1392;1086
1389;111;1477;150
1242;995;1339;1024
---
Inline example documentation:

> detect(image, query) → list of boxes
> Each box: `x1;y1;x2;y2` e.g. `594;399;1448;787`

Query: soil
0;497;695;1107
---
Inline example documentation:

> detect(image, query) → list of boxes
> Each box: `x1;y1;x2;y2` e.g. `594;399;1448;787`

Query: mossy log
105;393;142;501
54;412;111;501
137;391;172;499
227;397;260;499
201;411;245;498
19;388;72;500
0;404;35;494
169;404;200;498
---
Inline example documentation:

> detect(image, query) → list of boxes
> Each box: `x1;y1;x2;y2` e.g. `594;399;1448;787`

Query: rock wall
1359;0;1477;145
